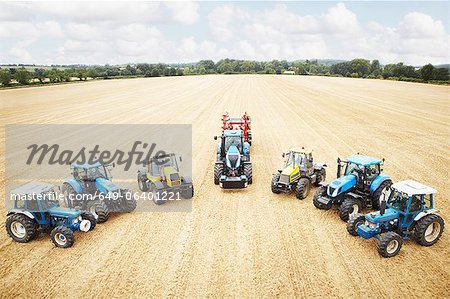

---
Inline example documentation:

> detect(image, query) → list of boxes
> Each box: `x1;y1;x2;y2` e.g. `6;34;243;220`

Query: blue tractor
62;162;137;223
6;182;96;248
312;154;392;221
347;180;445;258
214;130;252;189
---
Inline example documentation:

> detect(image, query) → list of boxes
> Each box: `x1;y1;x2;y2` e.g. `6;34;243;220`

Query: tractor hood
365;208;399;223
48;207;81;218
163;166;178;176
226;145;241;169
95;178;121;193
327;174;356;197
281;165;297;176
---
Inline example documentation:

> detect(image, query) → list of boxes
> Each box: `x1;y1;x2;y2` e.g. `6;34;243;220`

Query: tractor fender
369;174;391;193
414;209;440;221
243;142;250;156
95;178;120;193
64;178;83;193
7;209;35;220
182;176;192;184
153;181;165;190
216;142;222;155
318;181;328;187
314;163;327;170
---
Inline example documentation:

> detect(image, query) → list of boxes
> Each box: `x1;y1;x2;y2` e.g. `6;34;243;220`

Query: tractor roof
347;155;382;166
392;180;437;196
71;162;103;169
224;130;242;137
10;182;54;195
290;147;312;154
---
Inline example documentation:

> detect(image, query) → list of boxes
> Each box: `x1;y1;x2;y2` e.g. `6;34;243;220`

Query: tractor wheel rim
425;222;441;242
350;204;359;216
386;239;399;254
54;233;67;246
89;206;99;219
11;221;26;238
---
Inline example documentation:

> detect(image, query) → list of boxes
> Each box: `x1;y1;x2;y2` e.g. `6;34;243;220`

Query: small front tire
295;178;310;200
271;173;281;194
312;186;331;210
80;212;96;230
377;232;403;258
347;213;365;236
50;226;75;248
338;198;362;222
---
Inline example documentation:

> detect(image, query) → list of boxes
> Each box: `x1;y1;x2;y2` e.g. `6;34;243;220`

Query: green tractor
271;147;327;199
137;153;194;205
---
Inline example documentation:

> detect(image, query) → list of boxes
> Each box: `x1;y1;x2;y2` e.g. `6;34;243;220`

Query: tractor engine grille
279;174;290;185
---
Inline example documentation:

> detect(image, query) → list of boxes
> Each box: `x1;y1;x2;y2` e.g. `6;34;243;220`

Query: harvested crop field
0;75;449;298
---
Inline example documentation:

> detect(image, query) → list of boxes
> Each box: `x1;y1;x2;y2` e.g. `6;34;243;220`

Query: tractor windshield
86;166;108;180
387;189;409;212
345;163;364;175
286;153;305;167
224;136;242;152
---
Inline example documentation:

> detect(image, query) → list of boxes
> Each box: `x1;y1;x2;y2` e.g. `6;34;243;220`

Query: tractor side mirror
337;163;342;178
337;157;341;163
323;164;327;167
214;136;218;140
380;200;387;216
282;153;285;158
179;156;183;162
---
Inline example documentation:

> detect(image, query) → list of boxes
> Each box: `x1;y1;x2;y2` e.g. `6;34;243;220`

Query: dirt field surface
0;75;449;298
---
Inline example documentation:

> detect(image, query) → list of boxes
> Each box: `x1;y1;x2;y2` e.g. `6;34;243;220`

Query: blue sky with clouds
0;1;448;65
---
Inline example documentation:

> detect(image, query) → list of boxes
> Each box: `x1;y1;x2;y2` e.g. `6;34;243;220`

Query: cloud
165;2;199;25
0;2;448;65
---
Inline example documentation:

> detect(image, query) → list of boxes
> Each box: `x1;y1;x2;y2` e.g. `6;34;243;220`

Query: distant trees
1;60;448;88
15;68;31;84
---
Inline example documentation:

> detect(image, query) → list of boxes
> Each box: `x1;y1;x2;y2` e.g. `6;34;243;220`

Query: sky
0;1;449;66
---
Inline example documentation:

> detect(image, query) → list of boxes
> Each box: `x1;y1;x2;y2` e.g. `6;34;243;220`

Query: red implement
221;112;252;144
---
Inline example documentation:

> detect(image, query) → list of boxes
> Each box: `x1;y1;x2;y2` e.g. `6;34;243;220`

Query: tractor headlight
72;218;79;224
78;216;82;221
365;221;377;229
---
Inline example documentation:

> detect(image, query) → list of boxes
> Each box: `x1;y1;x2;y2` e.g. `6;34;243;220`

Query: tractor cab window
14;197;25;209
27;198;40;212
409;195;422;213
41;191;59;210
365;164;380;180
345;163;364;176
86;167;107;180
423;194;432;209
151;156;173;176
387;190;408;212
224;136;242;152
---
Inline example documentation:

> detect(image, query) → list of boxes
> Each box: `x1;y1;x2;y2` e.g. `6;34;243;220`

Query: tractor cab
72;162;110;181
9;182;84;228
283;147;314;173
339;155;382;190
369;180;437;230
146;153;182;188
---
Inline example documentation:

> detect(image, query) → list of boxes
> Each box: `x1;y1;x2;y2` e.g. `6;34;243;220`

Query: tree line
1;59;448;87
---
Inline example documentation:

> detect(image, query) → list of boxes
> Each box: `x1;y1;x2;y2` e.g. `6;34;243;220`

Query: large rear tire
377;232;402;258
372;180;392;209
86;200;110;223
5;214;37;243
414;214;444;246
312;186;331;210
50;226;75;248
347;213;365;236
243;164;253;184
338;198;362;222
214;164;223;185
295;178;310;200
271;173;281;194
314;168;326;187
